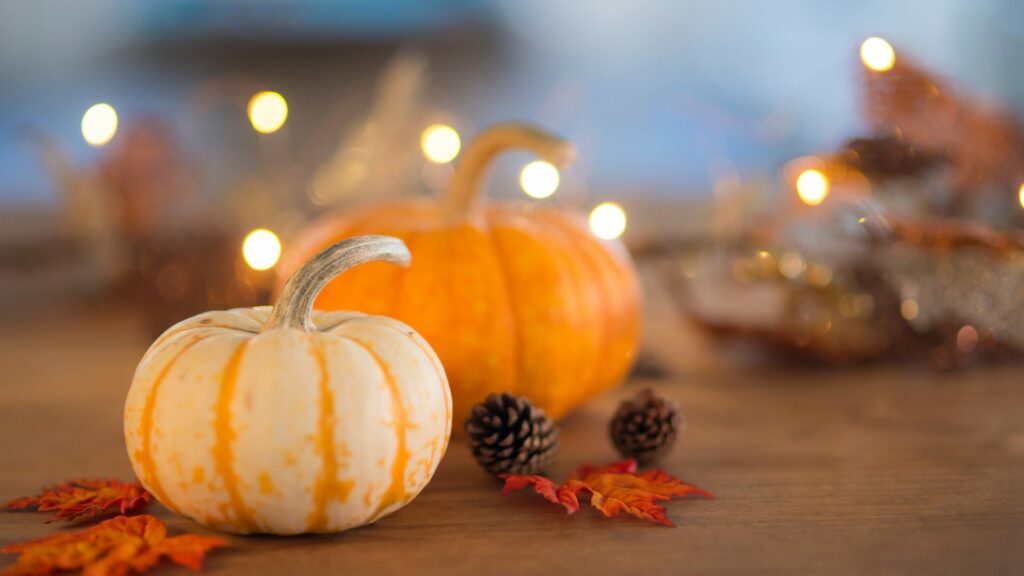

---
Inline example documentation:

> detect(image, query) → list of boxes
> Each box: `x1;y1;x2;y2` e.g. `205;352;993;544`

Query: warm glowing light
242;229;281;270
956;325;978;353
778;252;805;279
589;202;627;240
420;124;461;163
1018;183;1024;209
248;91;289;134
519;160;561;199
861;37;895;72
753;250;777;276
796;169;830;206
81;103;118;146
900;299;919;321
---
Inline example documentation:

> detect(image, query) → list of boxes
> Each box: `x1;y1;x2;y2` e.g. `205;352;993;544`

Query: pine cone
465;393;559;476
609;388;682;465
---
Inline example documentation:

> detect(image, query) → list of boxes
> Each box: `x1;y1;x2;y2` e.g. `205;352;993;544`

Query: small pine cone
465;393;559;476
609;388;683;465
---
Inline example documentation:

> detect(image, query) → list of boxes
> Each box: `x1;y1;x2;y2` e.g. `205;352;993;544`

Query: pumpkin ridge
484;218;522;405
340;335;411;521
341;318;451;461
535;220;594;416
529;211;640;404
137;335;205;514
306;337;353;532
212;340;258;532
488;215;573;416
534;213;612;406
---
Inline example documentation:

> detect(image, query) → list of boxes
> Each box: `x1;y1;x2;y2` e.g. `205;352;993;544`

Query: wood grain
2;285;1024;574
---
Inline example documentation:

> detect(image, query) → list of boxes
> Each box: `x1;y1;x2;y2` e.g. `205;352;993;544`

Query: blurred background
2;0;1024;371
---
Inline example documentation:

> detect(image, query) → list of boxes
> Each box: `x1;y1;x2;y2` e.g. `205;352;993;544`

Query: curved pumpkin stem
264;235;410;332
443;123;576;217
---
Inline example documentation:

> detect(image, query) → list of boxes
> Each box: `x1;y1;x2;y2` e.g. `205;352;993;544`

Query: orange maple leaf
500;459;713;526
500;474;580;513
0;514;227;576
3;480;151;522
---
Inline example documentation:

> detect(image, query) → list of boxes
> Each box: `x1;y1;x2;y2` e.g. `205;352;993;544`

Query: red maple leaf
0;514;226;576
500;474;580;513
500;459;713;526
3;480;151;522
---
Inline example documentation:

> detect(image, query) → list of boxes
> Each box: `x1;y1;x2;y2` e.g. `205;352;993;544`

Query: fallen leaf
500;474;579;513
568;461;715;526
500;459;713;526
3;480;151;522
0;514;227;576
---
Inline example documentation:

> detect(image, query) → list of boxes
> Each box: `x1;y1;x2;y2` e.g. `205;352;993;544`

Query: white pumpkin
124;235;452;535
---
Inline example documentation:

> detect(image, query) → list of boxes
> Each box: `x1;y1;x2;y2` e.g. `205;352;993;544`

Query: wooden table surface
3;283;1024;575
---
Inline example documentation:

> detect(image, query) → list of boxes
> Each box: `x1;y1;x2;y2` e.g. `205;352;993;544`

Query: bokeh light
860;37;895;72
778;252;805;279
900;299;919;321
956;325;979;353
248;91;289;134
242;228;282;271
420;124;461;164
81;103;118;146
519;160;561;199
1018;183;1024;209
588;202;627;239
796;169;830;206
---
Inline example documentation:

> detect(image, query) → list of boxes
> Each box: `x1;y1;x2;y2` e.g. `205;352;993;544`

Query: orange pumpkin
282;123;641;423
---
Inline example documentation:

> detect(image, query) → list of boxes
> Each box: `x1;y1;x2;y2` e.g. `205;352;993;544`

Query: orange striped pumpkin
282;123;641;425
125;236;451;535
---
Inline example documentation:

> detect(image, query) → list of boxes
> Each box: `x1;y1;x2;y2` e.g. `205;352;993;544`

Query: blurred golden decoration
660;243;905;364
242;229;282;271
877;216;1024;356
860;37;895;72
861;52;1024;198
247;91;288;134
589;202;627;239
420;124;461;163
519;160;561;199
81;103;118;146
308;49;429;206
655;41;1024;368
795;169;829;206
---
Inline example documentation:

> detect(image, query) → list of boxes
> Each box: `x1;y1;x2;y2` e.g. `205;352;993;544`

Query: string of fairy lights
76;36;1019;274
78;87;628;272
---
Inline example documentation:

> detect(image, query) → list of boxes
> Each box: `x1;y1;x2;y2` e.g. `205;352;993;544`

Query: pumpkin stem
444;123;575;216
264;235;410;332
